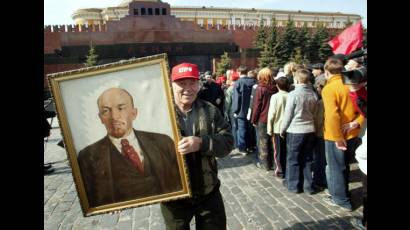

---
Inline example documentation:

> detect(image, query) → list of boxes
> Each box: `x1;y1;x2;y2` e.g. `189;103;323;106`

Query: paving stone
44;222;61;230
133;206;150;220
46;212;65;226
61;193;77;202
116;219;132;230
273;206;296;222
60;211;80;228
276;197;296;208
133;219;149;230
53;201;74;213
330;217;355;229
80;215;101;228
311;202;333;216
44;212;52;223
258;179;273;189
229;171;240;179
292;196;315;211
287;221;310;230
304;209;327;222
257;203;279;221
271;218;289;229
100;214;119;228
248;211;271;227
234;212;251;226
305;224;326;230
287;206;315;223
262;196;278;206
230;186;242;195
266;187;284;198
227;215;243;229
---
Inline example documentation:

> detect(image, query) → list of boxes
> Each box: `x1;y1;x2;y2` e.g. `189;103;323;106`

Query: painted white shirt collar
108;130;144;161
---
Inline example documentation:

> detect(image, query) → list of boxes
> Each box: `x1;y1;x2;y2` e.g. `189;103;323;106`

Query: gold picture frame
48;53;191;216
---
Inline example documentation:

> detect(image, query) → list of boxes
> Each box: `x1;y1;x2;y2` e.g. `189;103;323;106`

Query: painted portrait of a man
77;87;182;207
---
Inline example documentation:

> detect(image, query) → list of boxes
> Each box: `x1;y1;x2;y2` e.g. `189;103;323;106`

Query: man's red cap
171;63;199;81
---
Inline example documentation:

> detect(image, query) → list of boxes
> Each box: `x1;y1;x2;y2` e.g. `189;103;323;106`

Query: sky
44;0;367;27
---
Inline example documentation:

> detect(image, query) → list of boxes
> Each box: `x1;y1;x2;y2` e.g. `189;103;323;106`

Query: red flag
328;20;363;55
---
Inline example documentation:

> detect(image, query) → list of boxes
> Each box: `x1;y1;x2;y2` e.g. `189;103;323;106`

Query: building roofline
171;6;361;17
71;5;362;20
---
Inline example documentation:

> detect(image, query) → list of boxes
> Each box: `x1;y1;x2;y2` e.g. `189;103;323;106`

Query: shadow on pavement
349;168;363;183
217;153;256;170
45;165;72;176
282;216;361;230
45;159;68;165
350;186;364;211
44;138;62;144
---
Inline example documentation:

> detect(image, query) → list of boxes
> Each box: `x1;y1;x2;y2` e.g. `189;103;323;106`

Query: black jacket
232;76;257;118
198;81;225;112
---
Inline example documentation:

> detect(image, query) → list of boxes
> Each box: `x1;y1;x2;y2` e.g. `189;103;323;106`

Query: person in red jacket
342;66;367;117
342;65;367;230
215;74;227;90
251;68;278;171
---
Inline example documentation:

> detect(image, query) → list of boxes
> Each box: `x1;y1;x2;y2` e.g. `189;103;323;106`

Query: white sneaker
255;162;262;168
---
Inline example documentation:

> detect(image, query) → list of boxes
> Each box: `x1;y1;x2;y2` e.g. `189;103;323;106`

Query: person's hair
97;88;134;111
314;77;327;89
271;67;279;78
276;77;289;91
247;70;257;78
325;58;344;74
257;68;273;86
352;57;364;65
292;64;305;74
331;54;347;65
284;62;296;75
295;69;311;84
237;65;248;74
226;69;232;79
313;68;323;73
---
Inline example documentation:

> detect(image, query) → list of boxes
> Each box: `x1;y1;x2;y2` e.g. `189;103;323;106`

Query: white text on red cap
178;67;192;73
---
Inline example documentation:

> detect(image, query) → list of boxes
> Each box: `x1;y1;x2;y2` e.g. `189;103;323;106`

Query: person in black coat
198;71;225;113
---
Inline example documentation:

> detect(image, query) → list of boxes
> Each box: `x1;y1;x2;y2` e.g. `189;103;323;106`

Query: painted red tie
120;139;144;175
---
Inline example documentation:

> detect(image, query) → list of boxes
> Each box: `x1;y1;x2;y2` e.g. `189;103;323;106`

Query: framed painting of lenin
48;54;191;216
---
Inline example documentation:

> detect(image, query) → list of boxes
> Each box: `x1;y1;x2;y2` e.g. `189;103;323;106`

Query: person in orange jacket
321;57;365;211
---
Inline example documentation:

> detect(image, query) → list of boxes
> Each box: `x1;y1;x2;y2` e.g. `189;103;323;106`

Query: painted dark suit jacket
78;129;182;207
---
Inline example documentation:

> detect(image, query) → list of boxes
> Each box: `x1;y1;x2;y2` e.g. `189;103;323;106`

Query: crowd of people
197;53;367;229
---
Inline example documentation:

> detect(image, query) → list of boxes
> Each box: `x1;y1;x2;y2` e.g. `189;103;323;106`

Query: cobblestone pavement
44;119;364;230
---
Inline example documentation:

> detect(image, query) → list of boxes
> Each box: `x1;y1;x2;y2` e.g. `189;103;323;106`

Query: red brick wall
231;29;257;49
44;32;62;54
44;16;233;50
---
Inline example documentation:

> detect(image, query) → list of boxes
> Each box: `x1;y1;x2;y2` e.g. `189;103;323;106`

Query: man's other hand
178;136;202;155
341;121;359;135
280;132;286;139
335;139;347;151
